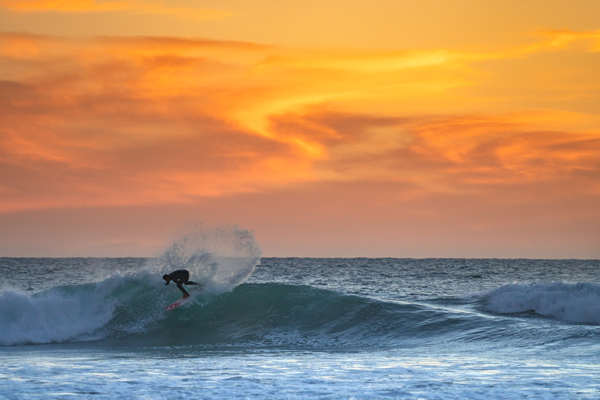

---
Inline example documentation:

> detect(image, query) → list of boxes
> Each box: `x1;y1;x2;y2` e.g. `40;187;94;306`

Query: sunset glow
1;0;599;256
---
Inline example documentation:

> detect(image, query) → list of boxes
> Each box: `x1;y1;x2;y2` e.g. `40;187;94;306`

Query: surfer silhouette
163;269;198;298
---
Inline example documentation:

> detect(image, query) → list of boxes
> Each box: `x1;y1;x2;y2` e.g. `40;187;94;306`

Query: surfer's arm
186;281;205;291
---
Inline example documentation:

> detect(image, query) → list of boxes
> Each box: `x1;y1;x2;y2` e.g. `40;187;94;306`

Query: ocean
1;229;600;399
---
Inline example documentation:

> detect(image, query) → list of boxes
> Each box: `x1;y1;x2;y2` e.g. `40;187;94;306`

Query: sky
0;0;599;257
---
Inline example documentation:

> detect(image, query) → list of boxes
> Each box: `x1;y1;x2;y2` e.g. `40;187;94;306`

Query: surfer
163;269;199;298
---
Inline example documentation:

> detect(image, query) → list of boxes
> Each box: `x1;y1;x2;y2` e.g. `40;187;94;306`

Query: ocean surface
1;230;600;398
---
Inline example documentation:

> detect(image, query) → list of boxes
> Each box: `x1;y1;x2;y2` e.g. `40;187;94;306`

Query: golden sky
0;0;599;257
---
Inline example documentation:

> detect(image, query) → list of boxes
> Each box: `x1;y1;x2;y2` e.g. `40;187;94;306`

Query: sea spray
152;224;262;293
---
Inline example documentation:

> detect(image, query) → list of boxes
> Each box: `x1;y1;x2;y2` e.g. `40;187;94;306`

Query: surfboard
165;286;201;311
165;294;192;311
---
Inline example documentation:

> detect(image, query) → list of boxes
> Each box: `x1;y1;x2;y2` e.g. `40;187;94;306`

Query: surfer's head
162;274;171;285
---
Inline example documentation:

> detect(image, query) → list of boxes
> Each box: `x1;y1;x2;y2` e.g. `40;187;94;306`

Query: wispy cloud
0;32;599;214
536;29;600;52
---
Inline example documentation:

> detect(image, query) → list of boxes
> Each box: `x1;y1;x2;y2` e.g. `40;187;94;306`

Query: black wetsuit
165;269;198;296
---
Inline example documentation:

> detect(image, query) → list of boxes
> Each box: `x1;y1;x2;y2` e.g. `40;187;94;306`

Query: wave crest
482;282;600;324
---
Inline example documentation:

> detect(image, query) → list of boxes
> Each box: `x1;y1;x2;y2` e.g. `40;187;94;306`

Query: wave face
0;278;477;348
112;283;486;349
481;282;600;324
3;278;600;348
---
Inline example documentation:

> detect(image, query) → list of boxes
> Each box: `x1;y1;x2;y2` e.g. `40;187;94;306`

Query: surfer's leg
177;283;190;298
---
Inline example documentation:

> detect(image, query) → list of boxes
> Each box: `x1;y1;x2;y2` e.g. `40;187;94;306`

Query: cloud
536;29;600;52
269;111;600;194
0;0;232;20
0;34;312;212
0;32;599;218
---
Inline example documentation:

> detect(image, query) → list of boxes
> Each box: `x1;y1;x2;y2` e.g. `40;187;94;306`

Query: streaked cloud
538;29;600;52
0;31;599;221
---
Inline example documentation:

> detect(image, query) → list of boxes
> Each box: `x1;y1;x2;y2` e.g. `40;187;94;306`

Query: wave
4;277;600;348
0;277;482;348
481;282;600;324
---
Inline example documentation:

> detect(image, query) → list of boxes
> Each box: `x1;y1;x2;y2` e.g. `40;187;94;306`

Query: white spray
152;224;262;294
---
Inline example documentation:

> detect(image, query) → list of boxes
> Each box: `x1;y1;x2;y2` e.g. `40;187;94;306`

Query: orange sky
0;0;599;257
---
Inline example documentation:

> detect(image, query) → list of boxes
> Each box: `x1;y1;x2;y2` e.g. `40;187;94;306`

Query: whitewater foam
0;276;123;346
482;282;600;325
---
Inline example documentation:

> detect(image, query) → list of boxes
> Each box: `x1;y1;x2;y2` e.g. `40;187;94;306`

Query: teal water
1;256;600;398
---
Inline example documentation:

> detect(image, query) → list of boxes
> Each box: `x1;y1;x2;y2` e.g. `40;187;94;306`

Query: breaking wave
481;282;600;324
0;279;475;347
3;279;600;348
